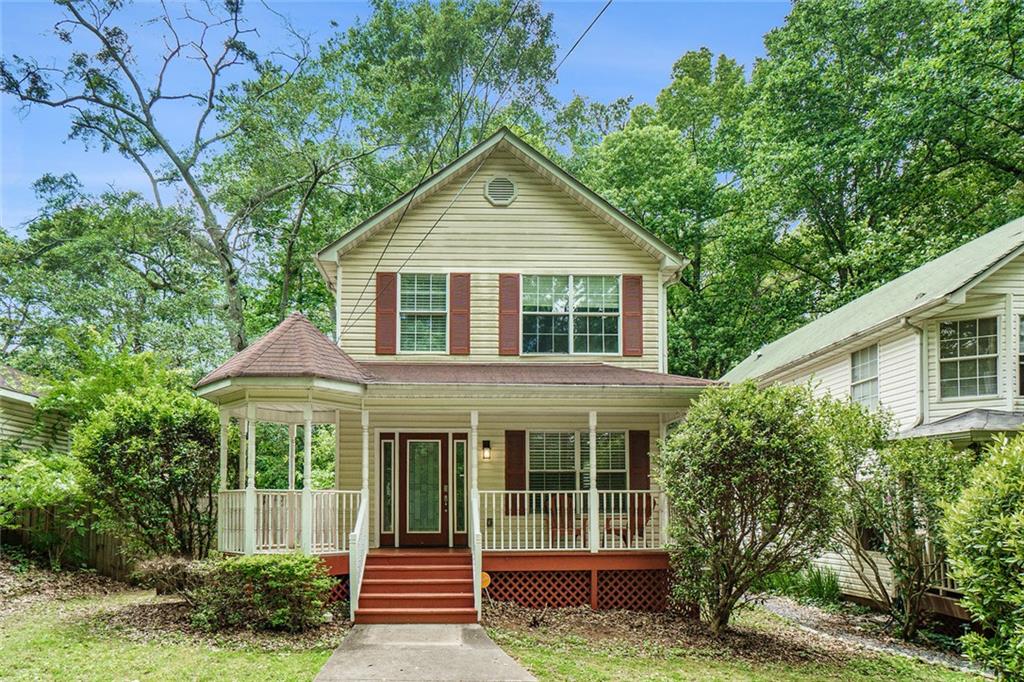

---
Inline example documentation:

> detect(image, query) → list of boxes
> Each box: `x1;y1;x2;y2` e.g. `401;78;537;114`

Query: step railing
348;492;369;621
478;490;667;551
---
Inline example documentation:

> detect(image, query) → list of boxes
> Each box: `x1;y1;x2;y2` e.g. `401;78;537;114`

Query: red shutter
498;273;520;356
375;272;397;355
505;430;527;515
449;273;471;355
628;429;651;489
622;274;643;357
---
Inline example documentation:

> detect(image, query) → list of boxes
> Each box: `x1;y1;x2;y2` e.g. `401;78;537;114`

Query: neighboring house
0;365;67;453
723;215;1024;617
196;128;712;624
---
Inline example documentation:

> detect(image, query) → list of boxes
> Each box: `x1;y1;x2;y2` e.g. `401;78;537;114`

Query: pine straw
482;601;860;666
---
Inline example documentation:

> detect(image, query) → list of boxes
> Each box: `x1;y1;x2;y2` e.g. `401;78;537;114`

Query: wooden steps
355;549;476;624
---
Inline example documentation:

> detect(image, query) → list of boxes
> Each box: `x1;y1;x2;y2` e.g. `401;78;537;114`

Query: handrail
471;491;482;619
347;493;369;621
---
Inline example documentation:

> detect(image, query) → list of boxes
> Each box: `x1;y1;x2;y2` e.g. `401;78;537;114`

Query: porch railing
217;489;360;554
218;490;246;554
478;490;668;551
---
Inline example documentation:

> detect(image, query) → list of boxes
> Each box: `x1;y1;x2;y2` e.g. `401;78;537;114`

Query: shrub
762;566;841;606
72;386;219;559
943;435;1024;678
132;555;209;604
191;553;332;632
658;382;842;634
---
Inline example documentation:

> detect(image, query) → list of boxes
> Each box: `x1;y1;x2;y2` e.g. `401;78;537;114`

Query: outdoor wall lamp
482;440;492;461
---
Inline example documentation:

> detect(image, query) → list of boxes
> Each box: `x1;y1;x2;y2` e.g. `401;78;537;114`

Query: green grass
0;594;333;681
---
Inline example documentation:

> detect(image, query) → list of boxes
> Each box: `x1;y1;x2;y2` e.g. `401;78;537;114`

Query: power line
341;0;615;335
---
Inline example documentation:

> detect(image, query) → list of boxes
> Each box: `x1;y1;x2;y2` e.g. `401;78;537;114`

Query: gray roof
723;216;1024;382
0;364;41;400
899;409;1024;439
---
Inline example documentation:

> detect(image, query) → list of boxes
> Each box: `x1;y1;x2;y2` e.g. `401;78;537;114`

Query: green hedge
191;553;332;632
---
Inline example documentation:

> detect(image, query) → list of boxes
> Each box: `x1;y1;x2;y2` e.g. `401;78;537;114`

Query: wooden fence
4;507;130;580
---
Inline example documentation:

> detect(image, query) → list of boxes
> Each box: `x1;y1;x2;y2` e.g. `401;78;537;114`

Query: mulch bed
481;601;859;666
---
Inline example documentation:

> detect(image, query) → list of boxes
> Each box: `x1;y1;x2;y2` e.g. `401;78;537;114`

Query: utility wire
341;0;615;335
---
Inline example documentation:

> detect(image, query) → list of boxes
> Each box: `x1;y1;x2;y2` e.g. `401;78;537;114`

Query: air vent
485;176;517;206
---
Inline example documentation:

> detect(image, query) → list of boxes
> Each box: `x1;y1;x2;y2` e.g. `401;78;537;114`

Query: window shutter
498;273;520;356
448;273;471;355
505;430;527;515
628;430;651;489
622;274;643;357
375;272;397;355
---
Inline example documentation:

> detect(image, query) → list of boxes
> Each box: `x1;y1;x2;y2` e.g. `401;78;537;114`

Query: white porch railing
478;490;668;551
217;489;360;555
347;494;370;621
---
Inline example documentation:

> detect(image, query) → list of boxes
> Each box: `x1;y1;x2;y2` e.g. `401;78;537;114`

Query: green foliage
72;386;219;559
761;566;842;607
191;554;333;633
657;382;842;634
943;435;1024;677
833;428;976;641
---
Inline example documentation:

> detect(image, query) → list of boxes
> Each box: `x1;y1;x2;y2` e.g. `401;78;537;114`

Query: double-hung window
939;317;998;398
521;275;620;354
399;273;447;352
527;430;628;491
850;345;879;408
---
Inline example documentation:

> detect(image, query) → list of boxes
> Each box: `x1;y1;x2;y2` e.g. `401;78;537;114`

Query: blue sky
0;1;790;229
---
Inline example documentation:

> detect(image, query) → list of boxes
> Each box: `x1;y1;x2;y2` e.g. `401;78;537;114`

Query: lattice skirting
327;574;350;604
487;569;670;612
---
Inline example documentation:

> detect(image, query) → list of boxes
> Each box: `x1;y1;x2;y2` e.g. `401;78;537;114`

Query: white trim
379;437;396;536
850;343;880;409
935;314;1001;401
0;387;38;404
525;428;629;491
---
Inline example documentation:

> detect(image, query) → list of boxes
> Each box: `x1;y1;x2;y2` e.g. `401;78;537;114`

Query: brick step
361;578;473;594
355;607;478;625
363;565;473;580
359;592;474;610
366;552;471;567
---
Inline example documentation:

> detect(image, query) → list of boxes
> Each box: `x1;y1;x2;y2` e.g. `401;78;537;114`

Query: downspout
900;317;927;430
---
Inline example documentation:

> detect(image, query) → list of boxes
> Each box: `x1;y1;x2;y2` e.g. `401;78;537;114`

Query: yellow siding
812;549;894;601
337;148;663;370
0;398;69;452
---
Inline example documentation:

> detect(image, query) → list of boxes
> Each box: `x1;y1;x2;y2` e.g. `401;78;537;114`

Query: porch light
482;440;491;461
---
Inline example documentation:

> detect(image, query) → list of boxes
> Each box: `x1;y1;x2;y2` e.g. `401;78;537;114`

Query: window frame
937;315;1000;401
520;274;623;356
397;272;449;354
850;344;879;409
525;429;629;492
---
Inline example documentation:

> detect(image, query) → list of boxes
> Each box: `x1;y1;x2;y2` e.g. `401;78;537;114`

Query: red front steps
355;549;477;624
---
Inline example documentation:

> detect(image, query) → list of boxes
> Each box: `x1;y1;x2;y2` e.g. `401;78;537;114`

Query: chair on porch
547;493;581;548
603;493;656;548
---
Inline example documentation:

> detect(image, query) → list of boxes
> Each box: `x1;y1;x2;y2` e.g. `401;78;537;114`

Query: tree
72;386;219;558
657;382;842;634
944;435;1024;677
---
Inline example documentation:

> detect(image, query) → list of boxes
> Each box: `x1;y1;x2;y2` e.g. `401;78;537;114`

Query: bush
72;386;219;559
658;382;842;634
191;554;332;632
132;555;209;603
943;435;1024;678
761;566;841;606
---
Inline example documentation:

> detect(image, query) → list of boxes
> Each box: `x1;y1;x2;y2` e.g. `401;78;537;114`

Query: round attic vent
485;176;517;206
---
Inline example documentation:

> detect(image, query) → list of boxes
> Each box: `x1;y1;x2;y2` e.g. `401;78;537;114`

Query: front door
398;433;449;546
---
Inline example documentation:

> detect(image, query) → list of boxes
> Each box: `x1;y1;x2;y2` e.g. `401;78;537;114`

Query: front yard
0;554;981;681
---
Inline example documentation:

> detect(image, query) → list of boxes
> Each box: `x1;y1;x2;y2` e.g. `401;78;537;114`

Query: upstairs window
521;275;620;354
399;273;447;352
850;345;879;408
939;317;998;398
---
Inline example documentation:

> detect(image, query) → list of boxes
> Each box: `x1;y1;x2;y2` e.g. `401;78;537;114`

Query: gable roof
314;127;686;285
0;364;40;403
723;215;1024;383
195;313;370;388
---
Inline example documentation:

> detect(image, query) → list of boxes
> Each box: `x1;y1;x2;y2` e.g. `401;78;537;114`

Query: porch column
361;409;370;495
243;404;257;555
470;411;479;495
238;418;247;490
287;424;297;491
588;410;599;553
218;413;228;492
301;404;313;554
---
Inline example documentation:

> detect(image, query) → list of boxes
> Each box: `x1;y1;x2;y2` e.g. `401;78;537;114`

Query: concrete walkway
314;624;536;681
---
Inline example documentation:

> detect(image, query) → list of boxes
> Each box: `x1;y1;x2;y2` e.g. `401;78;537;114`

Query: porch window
522;275;619;354
527;430;628;491
381;439;394;534
454;440;467;533
939;317;998;398
850;345;879;408
399;273;447;352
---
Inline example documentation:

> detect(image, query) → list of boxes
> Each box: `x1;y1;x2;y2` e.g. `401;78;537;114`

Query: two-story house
723;215;1024;614
196;129;711;624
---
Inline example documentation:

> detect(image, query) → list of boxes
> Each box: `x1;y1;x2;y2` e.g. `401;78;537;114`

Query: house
723;215;1024;617
196;128;712;624
0;365;67;453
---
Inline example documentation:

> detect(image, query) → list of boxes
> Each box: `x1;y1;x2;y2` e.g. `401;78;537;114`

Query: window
521;275;619;354
939;317;998;398
527;431;628;491
850;345;879;408
454;440;467;534
399;273;447;352
381;440;394;534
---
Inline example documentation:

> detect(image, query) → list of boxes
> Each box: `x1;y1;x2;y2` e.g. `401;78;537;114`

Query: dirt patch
482;601;859;666
0;553;123;618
